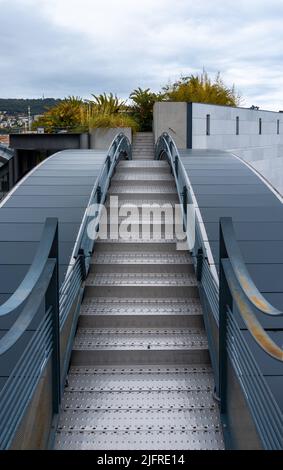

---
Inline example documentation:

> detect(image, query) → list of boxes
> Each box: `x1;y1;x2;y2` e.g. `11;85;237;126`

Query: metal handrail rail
0;259;56;355
220;217;282;316
155;132;215;275
73;132;131;259
220;217;283;362
0;218;58;318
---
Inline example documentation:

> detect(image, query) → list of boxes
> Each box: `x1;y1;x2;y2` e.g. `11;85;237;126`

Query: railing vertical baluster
219;221;232;412
196;248;204;282
174;156;178;178
78;248;87;281
45;219;61;414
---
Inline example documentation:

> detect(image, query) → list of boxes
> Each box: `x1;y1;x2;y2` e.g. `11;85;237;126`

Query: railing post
106;155;111;173
78;248;87;281
97;185;102;204
174;156;178;178
182;185;188;232
219;219;232;414
196;248;204;282
45;220;61;414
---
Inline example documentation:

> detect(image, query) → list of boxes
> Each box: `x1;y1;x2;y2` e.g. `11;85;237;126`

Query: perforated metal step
55;429;224;450
66;365;215;390
113;172;174;181
106;197;179;207
80;297;202;316
118;161;168;168
74;328;207;350
79;297;203;328
92;252;193;265
86;272;197;286
109;182;177;194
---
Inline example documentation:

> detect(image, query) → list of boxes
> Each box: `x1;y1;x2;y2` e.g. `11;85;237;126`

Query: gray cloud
0;0;282;110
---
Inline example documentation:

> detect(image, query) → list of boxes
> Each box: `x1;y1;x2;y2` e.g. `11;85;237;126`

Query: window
259;118;262;135
277;119;280;135
236;116;239;135
206;114;210;136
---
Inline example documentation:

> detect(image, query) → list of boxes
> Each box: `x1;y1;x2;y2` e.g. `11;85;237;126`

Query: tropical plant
129;88;159;131
33;96;85;132
162;71;241;106
88;93;126;115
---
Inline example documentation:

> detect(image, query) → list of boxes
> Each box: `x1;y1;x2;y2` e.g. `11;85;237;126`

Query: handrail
73;132;131;259
220;217;282;316
0;218;58;317
0;259;56;355
220;217;283;362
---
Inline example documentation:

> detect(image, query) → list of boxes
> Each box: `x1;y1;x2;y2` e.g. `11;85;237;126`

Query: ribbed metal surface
55;134;223;450
73;328;208;350
80;297;202;315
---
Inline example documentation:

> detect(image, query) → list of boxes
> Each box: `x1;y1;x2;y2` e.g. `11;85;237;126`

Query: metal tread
118;161;168;168
96;238;178;244
80;297;202;316
73;328;208;350
91;252;193;265
106;198;179;206
66;367;215;391
112;173;174;181
54;429;224;450
109;182;177;194
86;273;197;286
61;389;217;410
56;408;221;431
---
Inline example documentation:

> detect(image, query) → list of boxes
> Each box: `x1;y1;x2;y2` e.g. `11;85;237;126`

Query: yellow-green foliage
163;71;241;106
33;93;139;133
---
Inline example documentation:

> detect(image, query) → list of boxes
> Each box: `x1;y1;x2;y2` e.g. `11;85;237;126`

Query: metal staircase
54;133;224;450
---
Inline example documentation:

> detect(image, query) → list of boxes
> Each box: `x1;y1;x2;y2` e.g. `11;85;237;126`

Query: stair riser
78;314;204;329
84;285;199;298
71;349;210;366
90;264;194;274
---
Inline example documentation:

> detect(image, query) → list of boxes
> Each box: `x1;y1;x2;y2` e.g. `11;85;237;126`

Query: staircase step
118;161;166;169
71;328;209;365
56;408;220;431
65;365;215;390
55;429;224;450
79;297;203;328
105;197;179;207
112;172;174;181
89;252;193;274
60;389;216;410
109;182;177;194
95;241;179;251
86;272;197;287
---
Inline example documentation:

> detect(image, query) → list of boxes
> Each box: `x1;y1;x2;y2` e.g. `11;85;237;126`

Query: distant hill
0;98;62;115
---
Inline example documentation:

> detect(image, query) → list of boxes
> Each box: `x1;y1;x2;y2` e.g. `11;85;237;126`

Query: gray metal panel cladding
0;149;107;302
179;148;283;381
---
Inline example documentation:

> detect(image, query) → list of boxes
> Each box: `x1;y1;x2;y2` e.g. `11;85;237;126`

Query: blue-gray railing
0;218;60;449
0;132;131;449
155;133;220;384
219;217;283;449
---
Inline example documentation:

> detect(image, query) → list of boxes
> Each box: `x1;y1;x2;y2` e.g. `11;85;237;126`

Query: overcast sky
0;0;282;110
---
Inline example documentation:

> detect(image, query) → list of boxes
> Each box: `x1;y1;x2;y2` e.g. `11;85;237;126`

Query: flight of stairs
55;133;224;450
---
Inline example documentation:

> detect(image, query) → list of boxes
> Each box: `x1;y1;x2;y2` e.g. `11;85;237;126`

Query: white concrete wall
90;127;132;150
191;103;283;194
153;102;188;149
192;103;283;152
